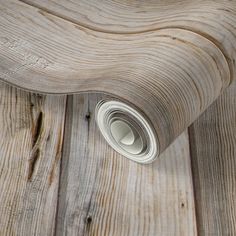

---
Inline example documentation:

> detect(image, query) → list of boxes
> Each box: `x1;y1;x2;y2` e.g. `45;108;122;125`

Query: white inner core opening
110;120;144;155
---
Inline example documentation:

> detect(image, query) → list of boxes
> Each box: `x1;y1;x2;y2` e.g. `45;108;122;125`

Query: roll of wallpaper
0;0;236;163
93;30;230;163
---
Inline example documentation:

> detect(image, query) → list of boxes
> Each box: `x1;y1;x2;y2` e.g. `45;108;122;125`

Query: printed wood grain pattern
20;0;236;77
0;82;66;235
56;93;197;236
1;0;236;93
0;0;231;161
189;81;236;235
20;0;236;38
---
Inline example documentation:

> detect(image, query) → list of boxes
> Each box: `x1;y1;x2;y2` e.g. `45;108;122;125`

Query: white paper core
110;120;144;155
95;100;158;164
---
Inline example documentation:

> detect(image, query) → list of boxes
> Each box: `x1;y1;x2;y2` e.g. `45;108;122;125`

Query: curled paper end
96;100;158;164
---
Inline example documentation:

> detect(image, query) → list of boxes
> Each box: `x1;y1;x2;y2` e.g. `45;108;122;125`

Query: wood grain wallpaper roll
0;0;235;162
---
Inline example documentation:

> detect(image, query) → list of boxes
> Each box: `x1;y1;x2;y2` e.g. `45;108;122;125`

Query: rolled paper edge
95;100;159;164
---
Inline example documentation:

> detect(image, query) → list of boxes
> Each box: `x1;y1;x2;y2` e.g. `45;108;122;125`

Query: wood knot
86;215;92;224
85;112;91;120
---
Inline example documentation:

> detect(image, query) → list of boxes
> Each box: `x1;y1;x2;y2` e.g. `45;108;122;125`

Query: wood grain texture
20;0;236;87
56;93;197;236
20;0;236;77
189;80;236;235
0;0;230;93
0;0;231;159
0;82;66;235
0;1;236;233
20;0;236;38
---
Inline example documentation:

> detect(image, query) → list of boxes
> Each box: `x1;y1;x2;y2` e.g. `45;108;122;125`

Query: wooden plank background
0;81;235;235
189;81;236;235
55;94;196;236
0;1;236;235
0;83;66;235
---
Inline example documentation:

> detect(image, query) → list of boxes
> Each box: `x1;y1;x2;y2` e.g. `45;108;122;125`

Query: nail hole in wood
85;112;91;120
86;216;92;224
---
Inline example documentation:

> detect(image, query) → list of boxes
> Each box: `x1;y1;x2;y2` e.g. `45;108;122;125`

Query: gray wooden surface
56;94;197;236
0;83;66;235
0;81;235;235
189;81;236;235
0;1;236;234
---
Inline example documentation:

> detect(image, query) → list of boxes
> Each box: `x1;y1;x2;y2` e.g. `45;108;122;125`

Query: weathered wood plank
56;93;197;236
189;81;236;235
0;82;66;235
